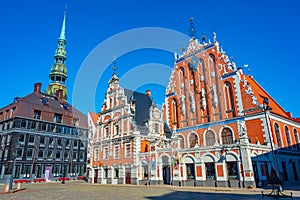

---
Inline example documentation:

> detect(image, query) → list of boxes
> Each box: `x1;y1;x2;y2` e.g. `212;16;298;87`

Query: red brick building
163;32;300;188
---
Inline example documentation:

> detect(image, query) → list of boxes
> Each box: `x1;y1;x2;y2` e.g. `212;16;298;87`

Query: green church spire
59;11;66;41
46;10;68;100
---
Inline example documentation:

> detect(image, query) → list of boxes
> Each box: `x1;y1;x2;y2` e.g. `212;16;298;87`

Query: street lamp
262;97;278;172
261;97;292;198
9;142;21;190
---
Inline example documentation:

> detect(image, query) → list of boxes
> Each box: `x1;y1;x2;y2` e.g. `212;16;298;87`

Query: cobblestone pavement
0;181;299;200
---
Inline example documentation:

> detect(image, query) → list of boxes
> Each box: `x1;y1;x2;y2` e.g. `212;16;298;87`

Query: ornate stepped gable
165;33;239;129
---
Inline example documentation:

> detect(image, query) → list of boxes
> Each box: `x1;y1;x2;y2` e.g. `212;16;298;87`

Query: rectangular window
57;138;62;146
104;168;108;178
26;148;33;158
47;150;53;158
125;143;131;158
105;126;110;138
11;107;16;118
30;121;37;129
227;161;238;179
114;145;119;159
104;147;109;160
56;151;61;159
79;151;84;160
49;124;55;132
28;135;35;143
115;124;119;135
13;119;21;128
73;140;78;147
53;164;60;177
18;134;25;143
65;139;70;148
34;110;41;120
21;119;27;128
115;169;119;179
14;165;21;178
64;151;69;160
94;149;99;161
38;150;44;158
54;113;62;123
73;151;77;160
23;165;31;178
205;162;215;179
16;148;23;157
40;123;47;131
5;110;9;119
78;165;84;176
71;165;76;176
73;118;79;126
40;136;45;144
49;137;54;146
186;164;195;179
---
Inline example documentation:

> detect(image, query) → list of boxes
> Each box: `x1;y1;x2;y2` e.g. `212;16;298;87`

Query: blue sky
0;0;300;117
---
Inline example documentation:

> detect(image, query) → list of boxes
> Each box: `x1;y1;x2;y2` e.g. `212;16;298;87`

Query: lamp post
8;157;16;190
9;142;21;190
261;97;293;198
262;97;278;172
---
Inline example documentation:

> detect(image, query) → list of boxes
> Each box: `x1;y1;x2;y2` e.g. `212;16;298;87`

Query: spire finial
59;7;67;41
113;55;117;73
189;17;196;39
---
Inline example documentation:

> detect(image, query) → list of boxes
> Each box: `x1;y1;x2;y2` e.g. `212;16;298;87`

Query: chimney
34;82;42;93
146;90;151;97
56;89;63;99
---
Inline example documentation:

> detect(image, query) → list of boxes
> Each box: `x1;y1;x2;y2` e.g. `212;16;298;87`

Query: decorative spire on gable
46;9;68;100
108;56;120;84
190;17;196;39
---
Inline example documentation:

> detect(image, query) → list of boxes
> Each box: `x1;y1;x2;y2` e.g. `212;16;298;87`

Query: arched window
205;131;215;146
221;128;233;145
178;135;185;149
274;123;282;147
224;82;235;117
189;133;198;148
294;128;299;149
172;98;178;125
284;126;291;147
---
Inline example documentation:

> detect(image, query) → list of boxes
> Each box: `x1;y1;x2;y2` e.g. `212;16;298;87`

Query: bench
58;177;70;181
33;178;47;183
14;179;29;184
77;176;85;180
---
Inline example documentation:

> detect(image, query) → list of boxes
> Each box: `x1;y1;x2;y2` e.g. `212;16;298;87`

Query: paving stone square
0;181;299;200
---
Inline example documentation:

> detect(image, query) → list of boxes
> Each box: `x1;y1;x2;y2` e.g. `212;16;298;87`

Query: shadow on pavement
145;190;297;200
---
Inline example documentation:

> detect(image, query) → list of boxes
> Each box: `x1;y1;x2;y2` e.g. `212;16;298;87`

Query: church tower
46;10;68;100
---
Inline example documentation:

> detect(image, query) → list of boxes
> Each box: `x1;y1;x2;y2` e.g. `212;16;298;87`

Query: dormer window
34;110;41;120
41;98;48;105
62;103;69;110
54;113;62;123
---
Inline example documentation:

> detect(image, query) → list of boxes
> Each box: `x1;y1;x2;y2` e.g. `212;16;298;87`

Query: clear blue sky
0;0;300;117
